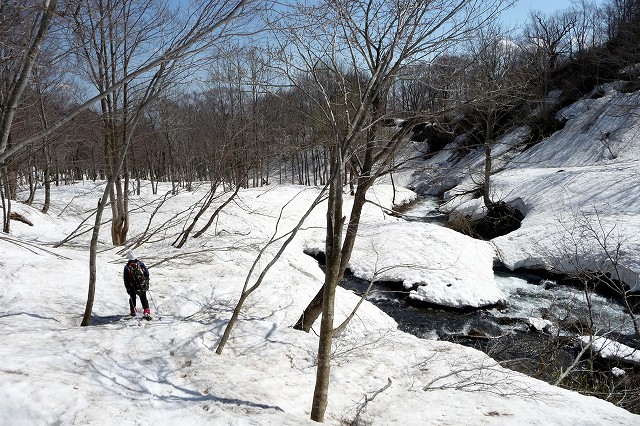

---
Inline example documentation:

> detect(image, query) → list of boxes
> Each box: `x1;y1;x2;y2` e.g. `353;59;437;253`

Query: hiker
123;250;151;319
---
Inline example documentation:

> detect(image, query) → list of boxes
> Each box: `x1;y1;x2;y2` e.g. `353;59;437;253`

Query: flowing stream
338;196;638;377
342;268;635;340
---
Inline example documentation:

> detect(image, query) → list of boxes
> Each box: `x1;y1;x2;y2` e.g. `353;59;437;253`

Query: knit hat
126;250;136;260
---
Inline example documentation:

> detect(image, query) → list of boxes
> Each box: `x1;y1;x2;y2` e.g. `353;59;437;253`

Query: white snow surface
439;85;640;291
307;220;506;309
528;317;553;332
580;336;640;367
2;181;638;425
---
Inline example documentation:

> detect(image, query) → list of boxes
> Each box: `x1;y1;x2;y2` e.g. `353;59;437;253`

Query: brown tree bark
310;160;344;421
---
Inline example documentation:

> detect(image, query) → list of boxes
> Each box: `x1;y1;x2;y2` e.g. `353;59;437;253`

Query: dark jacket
123;259;150;293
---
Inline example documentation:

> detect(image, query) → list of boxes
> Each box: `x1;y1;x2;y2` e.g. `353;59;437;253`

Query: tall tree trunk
1;170;10;233
482;115;494;208
25;163;36;205
293;87;391;332
483;142;492;208
0;0;58;158
81;181;116;326
310;151;344;422
292;175;374;331
42;144;51;214
36;78;51;213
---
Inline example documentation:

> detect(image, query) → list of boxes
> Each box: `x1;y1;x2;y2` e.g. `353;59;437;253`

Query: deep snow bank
307;221;505;309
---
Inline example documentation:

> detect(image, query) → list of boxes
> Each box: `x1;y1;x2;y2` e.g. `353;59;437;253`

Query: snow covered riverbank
430;85;640;292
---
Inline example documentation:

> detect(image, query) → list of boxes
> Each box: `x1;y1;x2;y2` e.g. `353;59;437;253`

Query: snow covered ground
338;222;506;308
580;336;640;368
1;178;638;425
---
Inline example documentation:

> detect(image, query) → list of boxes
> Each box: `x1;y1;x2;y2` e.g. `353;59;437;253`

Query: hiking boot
143;308;151;320
130;308;136;317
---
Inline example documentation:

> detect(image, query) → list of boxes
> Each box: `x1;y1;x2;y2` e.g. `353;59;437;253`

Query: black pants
127;289;150;311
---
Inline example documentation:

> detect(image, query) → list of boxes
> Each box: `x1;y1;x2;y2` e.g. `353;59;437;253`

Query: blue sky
501;0;606;26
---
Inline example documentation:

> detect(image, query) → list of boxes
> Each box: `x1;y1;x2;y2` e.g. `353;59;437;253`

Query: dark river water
341;268;635;341
377;197;634;336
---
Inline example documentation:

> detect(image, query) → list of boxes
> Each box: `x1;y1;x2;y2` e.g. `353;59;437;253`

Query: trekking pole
147;289;161;320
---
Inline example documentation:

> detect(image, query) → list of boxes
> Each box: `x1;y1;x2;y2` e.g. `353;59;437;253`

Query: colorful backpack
128;260;149;295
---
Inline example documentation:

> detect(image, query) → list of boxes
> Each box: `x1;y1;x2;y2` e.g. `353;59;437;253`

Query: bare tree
0;0;59;231
525;9;577;73
0;0;58;163
271;0;513;421
462;24;537;210
215;187;328;355
80;0;260;326
552;208;640;337
569;1;608;57
70;0;179;246
605;0;640;40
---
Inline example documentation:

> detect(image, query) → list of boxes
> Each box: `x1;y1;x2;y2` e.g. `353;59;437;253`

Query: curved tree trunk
192;184;242;239
172;185;219;248
293;175;374;332
215;185;328;355
81;181;116;326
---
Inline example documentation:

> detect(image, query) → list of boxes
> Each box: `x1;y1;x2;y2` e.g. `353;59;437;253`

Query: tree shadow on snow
90;314;131;325
78;350;285;414
0;311;60;322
